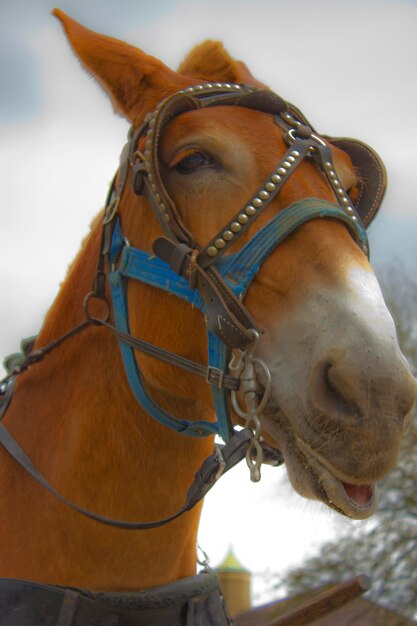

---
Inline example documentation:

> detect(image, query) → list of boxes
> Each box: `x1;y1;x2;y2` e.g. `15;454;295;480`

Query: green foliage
378;264;417;377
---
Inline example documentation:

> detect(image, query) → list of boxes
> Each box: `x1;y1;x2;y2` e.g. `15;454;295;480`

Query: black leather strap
95;317;240;390
0;312;240;398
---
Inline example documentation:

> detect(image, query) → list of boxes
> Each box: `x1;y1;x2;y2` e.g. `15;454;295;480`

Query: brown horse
0;8;415;604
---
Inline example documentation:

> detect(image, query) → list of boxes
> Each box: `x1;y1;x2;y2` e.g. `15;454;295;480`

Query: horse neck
25;197;213;432
3;207;215;588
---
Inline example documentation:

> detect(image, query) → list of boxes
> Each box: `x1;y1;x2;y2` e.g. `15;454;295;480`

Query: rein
0;82;385;530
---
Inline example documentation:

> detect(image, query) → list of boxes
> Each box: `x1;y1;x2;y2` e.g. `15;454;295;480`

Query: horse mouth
261;411;378;519
295;437;377;518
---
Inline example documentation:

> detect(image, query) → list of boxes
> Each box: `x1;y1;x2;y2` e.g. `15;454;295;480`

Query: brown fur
178;40;267;89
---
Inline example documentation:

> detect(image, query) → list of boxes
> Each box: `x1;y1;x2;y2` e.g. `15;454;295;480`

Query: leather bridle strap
90;317;239;391
0;422;266;529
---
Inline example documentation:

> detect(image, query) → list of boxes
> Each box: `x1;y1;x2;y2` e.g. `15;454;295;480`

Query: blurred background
1;0;416;618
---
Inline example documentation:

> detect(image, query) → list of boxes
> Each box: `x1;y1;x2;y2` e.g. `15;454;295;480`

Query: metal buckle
206;367;225;389
102;197;120;225
111;237;130;273
287;127;327;148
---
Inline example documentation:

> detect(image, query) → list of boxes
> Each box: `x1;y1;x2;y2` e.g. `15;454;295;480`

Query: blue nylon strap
108;199;368;441
109;270;219;437
116;242;237;310
221;198;369;294
207;331;233;441
119;245;204;309
109;218;125;265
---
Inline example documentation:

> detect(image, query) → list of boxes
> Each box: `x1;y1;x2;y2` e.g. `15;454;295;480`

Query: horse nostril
310;356;363;423
310;349;416;430
324;361;362;417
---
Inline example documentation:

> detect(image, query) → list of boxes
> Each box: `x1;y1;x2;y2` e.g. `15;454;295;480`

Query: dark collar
0;572;232;625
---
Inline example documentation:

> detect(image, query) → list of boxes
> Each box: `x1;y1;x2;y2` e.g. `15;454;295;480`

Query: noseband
0;82;386;529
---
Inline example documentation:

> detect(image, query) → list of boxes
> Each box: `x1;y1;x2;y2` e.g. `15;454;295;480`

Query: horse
0;9;415;625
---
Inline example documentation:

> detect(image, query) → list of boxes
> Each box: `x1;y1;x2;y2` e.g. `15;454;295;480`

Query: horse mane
178;40;267;88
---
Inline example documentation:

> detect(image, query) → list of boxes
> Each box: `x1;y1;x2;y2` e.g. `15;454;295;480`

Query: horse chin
261;410;378;520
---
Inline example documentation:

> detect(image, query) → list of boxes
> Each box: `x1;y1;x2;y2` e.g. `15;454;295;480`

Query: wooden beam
267;575;371;626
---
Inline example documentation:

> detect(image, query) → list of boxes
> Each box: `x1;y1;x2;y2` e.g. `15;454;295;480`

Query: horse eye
175;151;215;174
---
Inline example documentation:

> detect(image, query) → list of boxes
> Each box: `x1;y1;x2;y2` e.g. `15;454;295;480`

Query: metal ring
287;128;299;143
231;390;251;419
248;328;261;347
250;358;272;414
310;132;327;147
230;359;271;420
83;292;111;324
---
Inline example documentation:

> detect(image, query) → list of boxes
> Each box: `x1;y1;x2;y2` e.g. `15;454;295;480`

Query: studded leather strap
196;136;310;269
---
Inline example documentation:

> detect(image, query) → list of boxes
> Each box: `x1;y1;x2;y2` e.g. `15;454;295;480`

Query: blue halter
108;198;368;442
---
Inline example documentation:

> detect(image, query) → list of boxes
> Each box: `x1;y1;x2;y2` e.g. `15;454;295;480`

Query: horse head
53;10;416;523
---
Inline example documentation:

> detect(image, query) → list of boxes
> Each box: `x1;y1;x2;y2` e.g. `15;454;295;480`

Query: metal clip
197;544;211;571
230;356;271;419
111;237;130;273
228;329;272;483
214;445;226;480
228;349;246;377
206;367;225;389
246;432;263;483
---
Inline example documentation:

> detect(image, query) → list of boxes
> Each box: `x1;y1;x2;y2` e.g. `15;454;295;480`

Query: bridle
0;82;386;529
95;82;385;449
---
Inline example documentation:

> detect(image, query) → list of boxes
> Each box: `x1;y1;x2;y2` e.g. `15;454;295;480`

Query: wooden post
267;575;371;626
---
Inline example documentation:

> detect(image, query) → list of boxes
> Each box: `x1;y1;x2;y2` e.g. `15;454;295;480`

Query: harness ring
83;292;111;324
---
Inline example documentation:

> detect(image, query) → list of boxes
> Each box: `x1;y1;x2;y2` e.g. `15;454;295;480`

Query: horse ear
52;9;187;121
178;40;267;89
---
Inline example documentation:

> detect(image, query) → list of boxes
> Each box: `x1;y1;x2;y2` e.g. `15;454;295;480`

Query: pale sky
1;0;416;605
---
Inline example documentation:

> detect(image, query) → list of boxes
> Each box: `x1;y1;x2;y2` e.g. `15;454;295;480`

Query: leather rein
0;82;385;530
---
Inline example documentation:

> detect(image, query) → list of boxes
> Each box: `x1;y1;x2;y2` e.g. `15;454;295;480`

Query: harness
0;571;232;626
0;83;386;625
